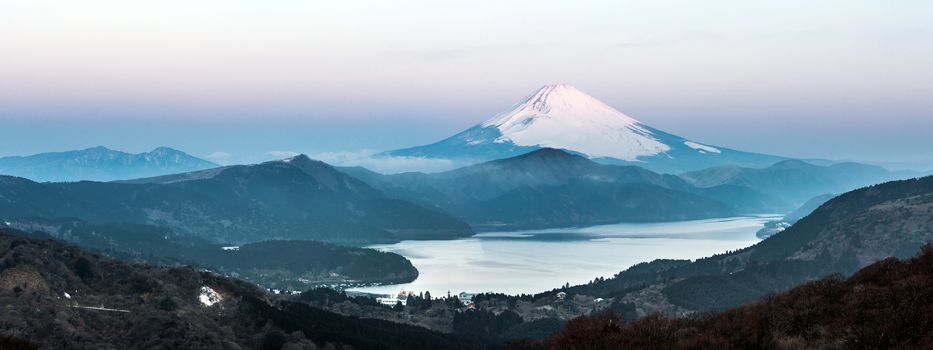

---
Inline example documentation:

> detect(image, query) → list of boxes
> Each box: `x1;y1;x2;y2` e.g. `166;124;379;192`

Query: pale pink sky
1;1;931;166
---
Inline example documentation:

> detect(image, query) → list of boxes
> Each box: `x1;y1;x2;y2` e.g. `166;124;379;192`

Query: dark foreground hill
0;229;489;350
0;155;473;245
512;243;933;350
561;176;933;316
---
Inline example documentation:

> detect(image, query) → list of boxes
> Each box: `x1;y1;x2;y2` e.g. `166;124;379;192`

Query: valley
301;176;933;346
3;173;930;348
0;145;929;350
4;2;931;348
0;137;926;349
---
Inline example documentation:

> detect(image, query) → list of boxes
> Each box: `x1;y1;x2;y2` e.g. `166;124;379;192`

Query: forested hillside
4;218;418;289
511;242;933;349
0;229;490;349
0;155;472;245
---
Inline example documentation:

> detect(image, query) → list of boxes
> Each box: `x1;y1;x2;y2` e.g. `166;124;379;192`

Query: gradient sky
1;1;932;169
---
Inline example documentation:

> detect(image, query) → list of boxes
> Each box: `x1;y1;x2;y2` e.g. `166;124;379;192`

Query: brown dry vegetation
510;243;933;350
0;229;489;349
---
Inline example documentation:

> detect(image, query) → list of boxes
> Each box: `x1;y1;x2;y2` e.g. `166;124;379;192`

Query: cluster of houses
375;290;479;308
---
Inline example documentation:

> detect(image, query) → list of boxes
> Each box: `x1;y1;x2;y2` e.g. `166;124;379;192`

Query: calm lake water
350;215;779;297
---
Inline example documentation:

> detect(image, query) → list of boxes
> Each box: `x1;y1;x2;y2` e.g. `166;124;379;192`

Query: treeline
473;292;541;305
299;287;382;307
509;243;933;349
247;296;490;350
400;291;466;310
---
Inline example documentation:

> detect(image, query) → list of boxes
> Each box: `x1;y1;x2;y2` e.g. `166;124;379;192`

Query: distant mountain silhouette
680;159;898;207
0;146;217;182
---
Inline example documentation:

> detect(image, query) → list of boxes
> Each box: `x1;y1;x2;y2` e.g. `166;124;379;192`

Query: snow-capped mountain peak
479;84;669;161
482;84;638;127
385;84;785;173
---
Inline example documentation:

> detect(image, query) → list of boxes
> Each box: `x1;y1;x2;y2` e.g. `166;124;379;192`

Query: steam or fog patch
204;151;233;165
310;150;467;174
267;150;300;159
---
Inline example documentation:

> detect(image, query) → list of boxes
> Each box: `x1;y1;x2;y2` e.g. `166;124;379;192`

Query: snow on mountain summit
385;84;786;173
482;84;639;128
479;84;669;161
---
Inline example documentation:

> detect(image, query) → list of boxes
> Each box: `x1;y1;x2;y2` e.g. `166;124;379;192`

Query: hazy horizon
2;1;932;169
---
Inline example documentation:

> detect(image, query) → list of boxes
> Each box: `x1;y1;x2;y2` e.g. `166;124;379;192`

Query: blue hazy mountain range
0;146;217;182
0;146;915;246
339;148;912;229
0;154;473;245
385;84;787;174
678;160;897;207
342;148;737;230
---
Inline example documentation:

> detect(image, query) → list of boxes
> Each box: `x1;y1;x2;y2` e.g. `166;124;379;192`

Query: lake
350;215;779;297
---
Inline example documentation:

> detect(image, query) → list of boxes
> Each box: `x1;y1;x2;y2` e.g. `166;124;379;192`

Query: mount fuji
385;84;786;173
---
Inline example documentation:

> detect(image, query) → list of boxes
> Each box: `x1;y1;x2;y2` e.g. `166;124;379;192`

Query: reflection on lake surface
350;215;780;297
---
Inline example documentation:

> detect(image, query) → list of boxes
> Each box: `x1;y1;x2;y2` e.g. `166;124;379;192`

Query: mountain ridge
680;159;896;206
0;146;217;182
342;148;739;230
0;156;473;244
